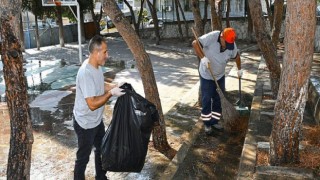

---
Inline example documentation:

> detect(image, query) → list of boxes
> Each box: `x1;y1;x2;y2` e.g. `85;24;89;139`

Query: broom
191;27;240;132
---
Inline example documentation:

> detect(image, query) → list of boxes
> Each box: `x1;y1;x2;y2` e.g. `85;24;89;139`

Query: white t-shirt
199;31;238;80
73;60;105;129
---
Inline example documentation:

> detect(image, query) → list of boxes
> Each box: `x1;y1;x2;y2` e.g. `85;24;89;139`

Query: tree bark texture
0;1;34;178
192;0;204;35
102;0;174;158
270;0;316;166
248;0;281;98
147;0;160;45
264;0;273;29
271;0;284;46
57;5;65;47
210;0;222;31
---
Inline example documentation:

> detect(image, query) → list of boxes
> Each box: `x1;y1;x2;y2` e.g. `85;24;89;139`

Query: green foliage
100;20;107;27
136;8;149;22
62;7;77;23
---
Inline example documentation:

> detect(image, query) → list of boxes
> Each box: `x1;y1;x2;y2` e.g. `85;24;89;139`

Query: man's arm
85;92;112;111
192;40;205;59
104;82;116;92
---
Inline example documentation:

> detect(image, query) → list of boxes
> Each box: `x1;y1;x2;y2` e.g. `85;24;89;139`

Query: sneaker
212;123;224;132
204;126;212;135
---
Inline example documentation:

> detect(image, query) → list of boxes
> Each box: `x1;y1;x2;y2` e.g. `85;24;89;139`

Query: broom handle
191;27;221;89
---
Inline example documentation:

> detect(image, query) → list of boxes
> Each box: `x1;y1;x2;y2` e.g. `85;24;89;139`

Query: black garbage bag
101;83;159;172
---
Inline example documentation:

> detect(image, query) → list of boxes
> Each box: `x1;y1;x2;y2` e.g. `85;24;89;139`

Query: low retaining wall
140;17;320;52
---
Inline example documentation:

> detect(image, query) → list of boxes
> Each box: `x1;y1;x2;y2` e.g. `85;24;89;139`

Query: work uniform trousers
73;117;107;180
200;75;225;127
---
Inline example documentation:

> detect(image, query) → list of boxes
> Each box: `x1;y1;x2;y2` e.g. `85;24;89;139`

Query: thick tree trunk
248;0;281;98
57;6;65;47
34;15;40;50
270;0;316;166
271;0;284;46
0;1;34;178
192;0;204;38
102;0;175;159
147;0;160;45
210;0;222;31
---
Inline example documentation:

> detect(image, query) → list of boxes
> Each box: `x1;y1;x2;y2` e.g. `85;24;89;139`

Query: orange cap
222;28;236;43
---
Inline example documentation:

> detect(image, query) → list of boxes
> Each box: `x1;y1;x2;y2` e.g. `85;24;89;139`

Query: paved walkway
0;36;284;179
0;37;201;179
0;36;256;179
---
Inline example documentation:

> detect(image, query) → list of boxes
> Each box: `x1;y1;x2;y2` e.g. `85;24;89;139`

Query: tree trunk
57;5;65;47
246;0;254;42
90;3;101;35
34;15;40;50
202;0;208;27
270;0;316;165
226;0;230;27
271;0;284;46
192;0;204;36
0;1;34;178
210;0;222;31
264;0;273;29
174;0;184;39
80;12;85;43
176;0;189;39
248;0;281;98
102;0;175;159
19;13;25;52
124;0;139;35
192;0;206;106
147;0;160;45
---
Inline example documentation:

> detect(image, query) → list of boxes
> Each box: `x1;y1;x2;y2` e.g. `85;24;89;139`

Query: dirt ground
173;91;253;179
257;119;320;177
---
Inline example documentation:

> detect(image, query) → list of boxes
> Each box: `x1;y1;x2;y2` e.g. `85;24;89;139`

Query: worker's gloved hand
110;87;126;97
201;57;210;68
117;82;126;87
237;69;243;78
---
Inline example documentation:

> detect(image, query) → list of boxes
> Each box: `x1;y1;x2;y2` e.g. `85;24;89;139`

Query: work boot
212;122;224;132
204;125;213;135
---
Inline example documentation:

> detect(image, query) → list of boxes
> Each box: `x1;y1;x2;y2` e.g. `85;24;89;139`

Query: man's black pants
73;118;107;180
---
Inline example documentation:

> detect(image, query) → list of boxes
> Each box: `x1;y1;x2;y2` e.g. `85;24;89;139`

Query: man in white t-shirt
73;35;125;180
192;28;242;135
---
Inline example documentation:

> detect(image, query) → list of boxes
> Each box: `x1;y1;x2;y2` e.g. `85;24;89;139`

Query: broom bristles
217;88;240;132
